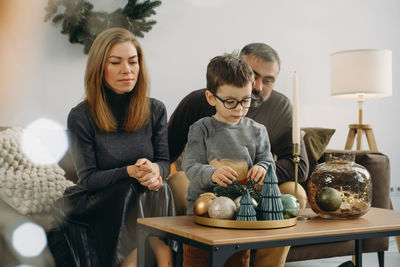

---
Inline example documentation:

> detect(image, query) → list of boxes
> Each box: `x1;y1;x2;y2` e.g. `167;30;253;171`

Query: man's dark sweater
168;89;309;183
67;90;170;192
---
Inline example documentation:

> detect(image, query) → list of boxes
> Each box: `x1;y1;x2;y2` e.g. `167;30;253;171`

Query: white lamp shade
330;49;392;99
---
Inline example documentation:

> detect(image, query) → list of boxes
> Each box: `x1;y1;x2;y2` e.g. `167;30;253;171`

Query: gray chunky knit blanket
0;127;74;215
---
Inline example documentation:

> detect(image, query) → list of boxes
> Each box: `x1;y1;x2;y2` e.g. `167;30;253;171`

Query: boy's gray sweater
182;116;275;214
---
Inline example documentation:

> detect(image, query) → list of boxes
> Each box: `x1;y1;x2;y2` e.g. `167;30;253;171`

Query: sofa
0;126;392;267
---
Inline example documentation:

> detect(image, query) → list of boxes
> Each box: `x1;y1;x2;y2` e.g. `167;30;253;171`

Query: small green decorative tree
256;167;284;220
44;0;161;54
235;190;257;221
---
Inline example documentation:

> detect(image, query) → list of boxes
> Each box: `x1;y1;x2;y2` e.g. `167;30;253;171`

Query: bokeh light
12;222;47;258
21;118;68;165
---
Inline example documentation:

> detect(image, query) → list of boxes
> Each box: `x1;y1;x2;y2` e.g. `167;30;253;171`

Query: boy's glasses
213;93;255;109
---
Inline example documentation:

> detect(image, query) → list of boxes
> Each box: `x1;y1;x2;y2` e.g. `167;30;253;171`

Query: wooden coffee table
137;208;400;267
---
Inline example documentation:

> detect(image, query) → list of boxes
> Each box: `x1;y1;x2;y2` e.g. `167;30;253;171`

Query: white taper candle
292;72;300;144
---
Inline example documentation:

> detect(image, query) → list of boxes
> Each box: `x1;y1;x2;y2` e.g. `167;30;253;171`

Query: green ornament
316;187;342;212
280;194;300;219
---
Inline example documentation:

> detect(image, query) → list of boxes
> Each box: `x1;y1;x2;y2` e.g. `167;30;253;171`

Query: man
167;43;309;267
169;43;308;183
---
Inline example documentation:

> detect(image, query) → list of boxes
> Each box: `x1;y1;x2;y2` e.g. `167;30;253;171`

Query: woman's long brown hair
85;27;150;132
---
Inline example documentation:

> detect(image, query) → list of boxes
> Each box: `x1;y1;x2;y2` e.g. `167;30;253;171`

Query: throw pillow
301;127;336;177
0;127;74;215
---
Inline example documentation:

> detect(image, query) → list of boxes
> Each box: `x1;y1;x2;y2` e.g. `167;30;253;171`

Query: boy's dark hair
206;53;254;94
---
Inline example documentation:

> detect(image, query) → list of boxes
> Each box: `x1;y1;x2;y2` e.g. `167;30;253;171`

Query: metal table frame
137;223;400;267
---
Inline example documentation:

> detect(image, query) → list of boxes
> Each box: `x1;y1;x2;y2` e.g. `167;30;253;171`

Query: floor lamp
331;49;398;253
330;49;392;151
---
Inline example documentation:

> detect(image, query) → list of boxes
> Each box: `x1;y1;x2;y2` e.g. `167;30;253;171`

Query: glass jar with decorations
308;150;371;219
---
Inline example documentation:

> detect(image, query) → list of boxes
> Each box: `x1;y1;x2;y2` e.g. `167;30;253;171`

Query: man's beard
251;90;264;108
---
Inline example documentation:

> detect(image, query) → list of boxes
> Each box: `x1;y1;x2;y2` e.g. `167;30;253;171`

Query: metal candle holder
292;143;301;200
293;143;309;220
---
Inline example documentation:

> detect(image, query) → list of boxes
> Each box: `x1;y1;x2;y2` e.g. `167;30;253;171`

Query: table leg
355;239;363;267
176;241;183;267
208;245;240;267
377;251;384;267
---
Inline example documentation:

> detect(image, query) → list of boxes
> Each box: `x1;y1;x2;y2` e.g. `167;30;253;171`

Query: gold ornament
234;196;258;209
194;193;216;216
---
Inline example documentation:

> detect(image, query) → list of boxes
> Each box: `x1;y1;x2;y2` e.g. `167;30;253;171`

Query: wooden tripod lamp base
344;124;378;151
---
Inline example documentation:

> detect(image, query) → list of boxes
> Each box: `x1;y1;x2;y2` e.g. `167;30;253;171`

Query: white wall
1;0;399;187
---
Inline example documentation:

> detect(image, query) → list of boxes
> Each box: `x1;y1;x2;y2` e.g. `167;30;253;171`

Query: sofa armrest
355;151;391;209
59;149;78;184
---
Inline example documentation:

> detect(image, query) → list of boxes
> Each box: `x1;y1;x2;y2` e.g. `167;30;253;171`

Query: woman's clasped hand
128;158;163;191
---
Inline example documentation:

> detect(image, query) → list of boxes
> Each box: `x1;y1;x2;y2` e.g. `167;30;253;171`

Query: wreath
44;0;162;54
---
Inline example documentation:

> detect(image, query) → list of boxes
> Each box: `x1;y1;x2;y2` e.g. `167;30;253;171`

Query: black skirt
47;178;175;267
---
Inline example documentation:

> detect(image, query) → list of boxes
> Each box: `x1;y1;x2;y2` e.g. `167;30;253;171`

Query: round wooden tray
194;215;297;229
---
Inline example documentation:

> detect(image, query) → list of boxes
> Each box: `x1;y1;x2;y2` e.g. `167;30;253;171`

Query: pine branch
214;179;261;202
44;0;161;54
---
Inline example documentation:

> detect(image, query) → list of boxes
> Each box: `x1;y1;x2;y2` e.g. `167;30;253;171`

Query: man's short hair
240;43;281;69
206;53;254;94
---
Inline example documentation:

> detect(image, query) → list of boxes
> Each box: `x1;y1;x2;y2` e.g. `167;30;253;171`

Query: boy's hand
211;166;237;187
247;165;267;185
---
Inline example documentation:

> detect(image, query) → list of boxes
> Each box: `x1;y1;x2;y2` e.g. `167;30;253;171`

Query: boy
182;53;276;215
181;54;276;267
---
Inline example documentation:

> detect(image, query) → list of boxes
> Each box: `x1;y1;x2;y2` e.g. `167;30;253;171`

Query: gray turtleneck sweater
67;88;170;192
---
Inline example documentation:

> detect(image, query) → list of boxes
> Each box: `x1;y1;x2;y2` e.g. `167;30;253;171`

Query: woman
48;28;175;267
